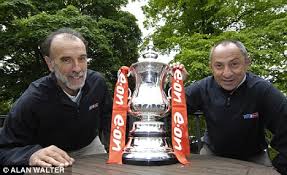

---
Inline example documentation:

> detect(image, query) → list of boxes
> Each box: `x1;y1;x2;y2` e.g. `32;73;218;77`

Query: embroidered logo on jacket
243;112;259;119
89;103;99;111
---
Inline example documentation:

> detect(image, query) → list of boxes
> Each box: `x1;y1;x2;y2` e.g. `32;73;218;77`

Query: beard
53;64;87;91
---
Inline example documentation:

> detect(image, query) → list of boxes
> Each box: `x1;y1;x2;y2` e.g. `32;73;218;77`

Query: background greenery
143;0;286;158
143;0;287;92
0;0;142;114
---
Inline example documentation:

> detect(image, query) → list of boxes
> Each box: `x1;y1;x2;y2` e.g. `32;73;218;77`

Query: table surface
63;154;279;175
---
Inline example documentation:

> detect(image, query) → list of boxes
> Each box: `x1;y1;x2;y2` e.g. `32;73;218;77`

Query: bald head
49;34;86;59
209;40;249;62
40;28;87;57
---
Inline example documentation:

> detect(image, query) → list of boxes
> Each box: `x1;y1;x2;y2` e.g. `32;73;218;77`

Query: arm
0;144;42;165
261;85;287;174
0;98;42;165
0;91;74;167
98;81;113;151
185;81;203;114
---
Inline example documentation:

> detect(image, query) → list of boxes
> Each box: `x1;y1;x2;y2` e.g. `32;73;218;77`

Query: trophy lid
142;45;158;59
138;45;169;64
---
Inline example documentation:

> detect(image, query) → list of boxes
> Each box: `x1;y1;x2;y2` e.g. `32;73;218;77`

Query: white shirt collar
63;88;82;104
229;74;246;94
237;74;247;88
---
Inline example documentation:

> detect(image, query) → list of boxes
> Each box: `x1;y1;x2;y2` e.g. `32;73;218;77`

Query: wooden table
63;154;279;175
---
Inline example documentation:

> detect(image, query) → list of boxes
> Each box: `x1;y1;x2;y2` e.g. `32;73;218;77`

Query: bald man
180;40;286;174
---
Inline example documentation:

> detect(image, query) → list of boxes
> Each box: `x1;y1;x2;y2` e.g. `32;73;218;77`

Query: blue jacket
186;72;287;174
0;69;112;165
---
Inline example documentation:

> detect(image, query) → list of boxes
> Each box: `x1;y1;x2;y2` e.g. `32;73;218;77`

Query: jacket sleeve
0;95;42;165
185;81;203;114
261;84;287;175
98;81;112;151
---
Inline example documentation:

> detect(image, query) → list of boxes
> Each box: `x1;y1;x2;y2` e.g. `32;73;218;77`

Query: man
0;28;112;167
173;40;287;174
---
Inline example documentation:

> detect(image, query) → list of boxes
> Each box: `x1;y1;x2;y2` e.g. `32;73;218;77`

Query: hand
169;62;189;81
29;145;74;167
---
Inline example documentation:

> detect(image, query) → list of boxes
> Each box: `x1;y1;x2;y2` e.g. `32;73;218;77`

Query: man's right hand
29;145;74;167
170;62;189;81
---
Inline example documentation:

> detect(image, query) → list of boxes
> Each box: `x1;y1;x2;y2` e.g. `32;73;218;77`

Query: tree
0;0;142;113
143;0;287;93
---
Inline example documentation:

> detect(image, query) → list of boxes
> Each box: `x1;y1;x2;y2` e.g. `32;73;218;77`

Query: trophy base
123;121;177;166
122;152;177;166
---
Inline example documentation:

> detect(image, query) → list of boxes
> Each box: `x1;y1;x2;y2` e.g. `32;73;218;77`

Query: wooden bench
64;153;279;175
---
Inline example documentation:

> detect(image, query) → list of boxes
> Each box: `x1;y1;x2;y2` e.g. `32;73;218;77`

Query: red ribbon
107;66;130;164
171;68;190;164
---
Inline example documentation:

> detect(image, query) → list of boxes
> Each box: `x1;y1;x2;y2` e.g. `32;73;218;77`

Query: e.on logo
111;72;127;152
115;73;127;105
173;111;184;151
173;69;183;103
172;69;184;151
112;114;125;151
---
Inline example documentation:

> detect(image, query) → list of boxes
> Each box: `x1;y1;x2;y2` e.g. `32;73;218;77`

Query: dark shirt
185;72;287;174
0;69;112;165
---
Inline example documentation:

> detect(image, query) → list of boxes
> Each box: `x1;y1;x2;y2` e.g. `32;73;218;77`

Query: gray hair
209;40;249;61
40;28;88;57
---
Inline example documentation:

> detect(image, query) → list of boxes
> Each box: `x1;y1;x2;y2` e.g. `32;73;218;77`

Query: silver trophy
122;46;177;165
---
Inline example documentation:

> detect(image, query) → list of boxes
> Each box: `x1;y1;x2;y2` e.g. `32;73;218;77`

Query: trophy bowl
122;47;177;165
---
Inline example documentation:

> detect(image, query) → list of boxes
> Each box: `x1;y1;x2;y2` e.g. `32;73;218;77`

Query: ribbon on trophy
171;68;190;164
107;66;130;164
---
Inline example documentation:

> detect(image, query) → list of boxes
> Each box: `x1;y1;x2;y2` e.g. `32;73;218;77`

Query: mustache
69;71;86;78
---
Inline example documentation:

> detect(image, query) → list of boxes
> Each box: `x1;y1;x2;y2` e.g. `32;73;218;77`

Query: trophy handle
127;88;138;116
128;88;132;100
167;87;172;100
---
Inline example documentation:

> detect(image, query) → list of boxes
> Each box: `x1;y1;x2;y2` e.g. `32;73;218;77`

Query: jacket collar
48;70;91;106
213;73;247;95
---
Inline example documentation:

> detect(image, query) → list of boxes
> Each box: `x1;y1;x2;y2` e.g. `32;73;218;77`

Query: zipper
225;96;231;107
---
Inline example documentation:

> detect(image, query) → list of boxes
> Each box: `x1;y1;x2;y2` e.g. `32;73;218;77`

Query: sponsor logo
173;112;184;151
173;69;184;151
173;69;183;103
115;73;126;105
89;103;98;111
111;71;127;152
111;114;125;151
243;112;259;119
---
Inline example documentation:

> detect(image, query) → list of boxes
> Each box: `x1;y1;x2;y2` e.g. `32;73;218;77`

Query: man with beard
0;28;112;167
172;40;287;174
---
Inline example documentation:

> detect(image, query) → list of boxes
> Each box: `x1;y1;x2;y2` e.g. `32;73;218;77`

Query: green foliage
0;0;142;113
265;129;278;159
0;100;11;114
143;0;287;94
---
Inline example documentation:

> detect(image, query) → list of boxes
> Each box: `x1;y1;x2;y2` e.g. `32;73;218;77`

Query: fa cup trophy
108;46;190;166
